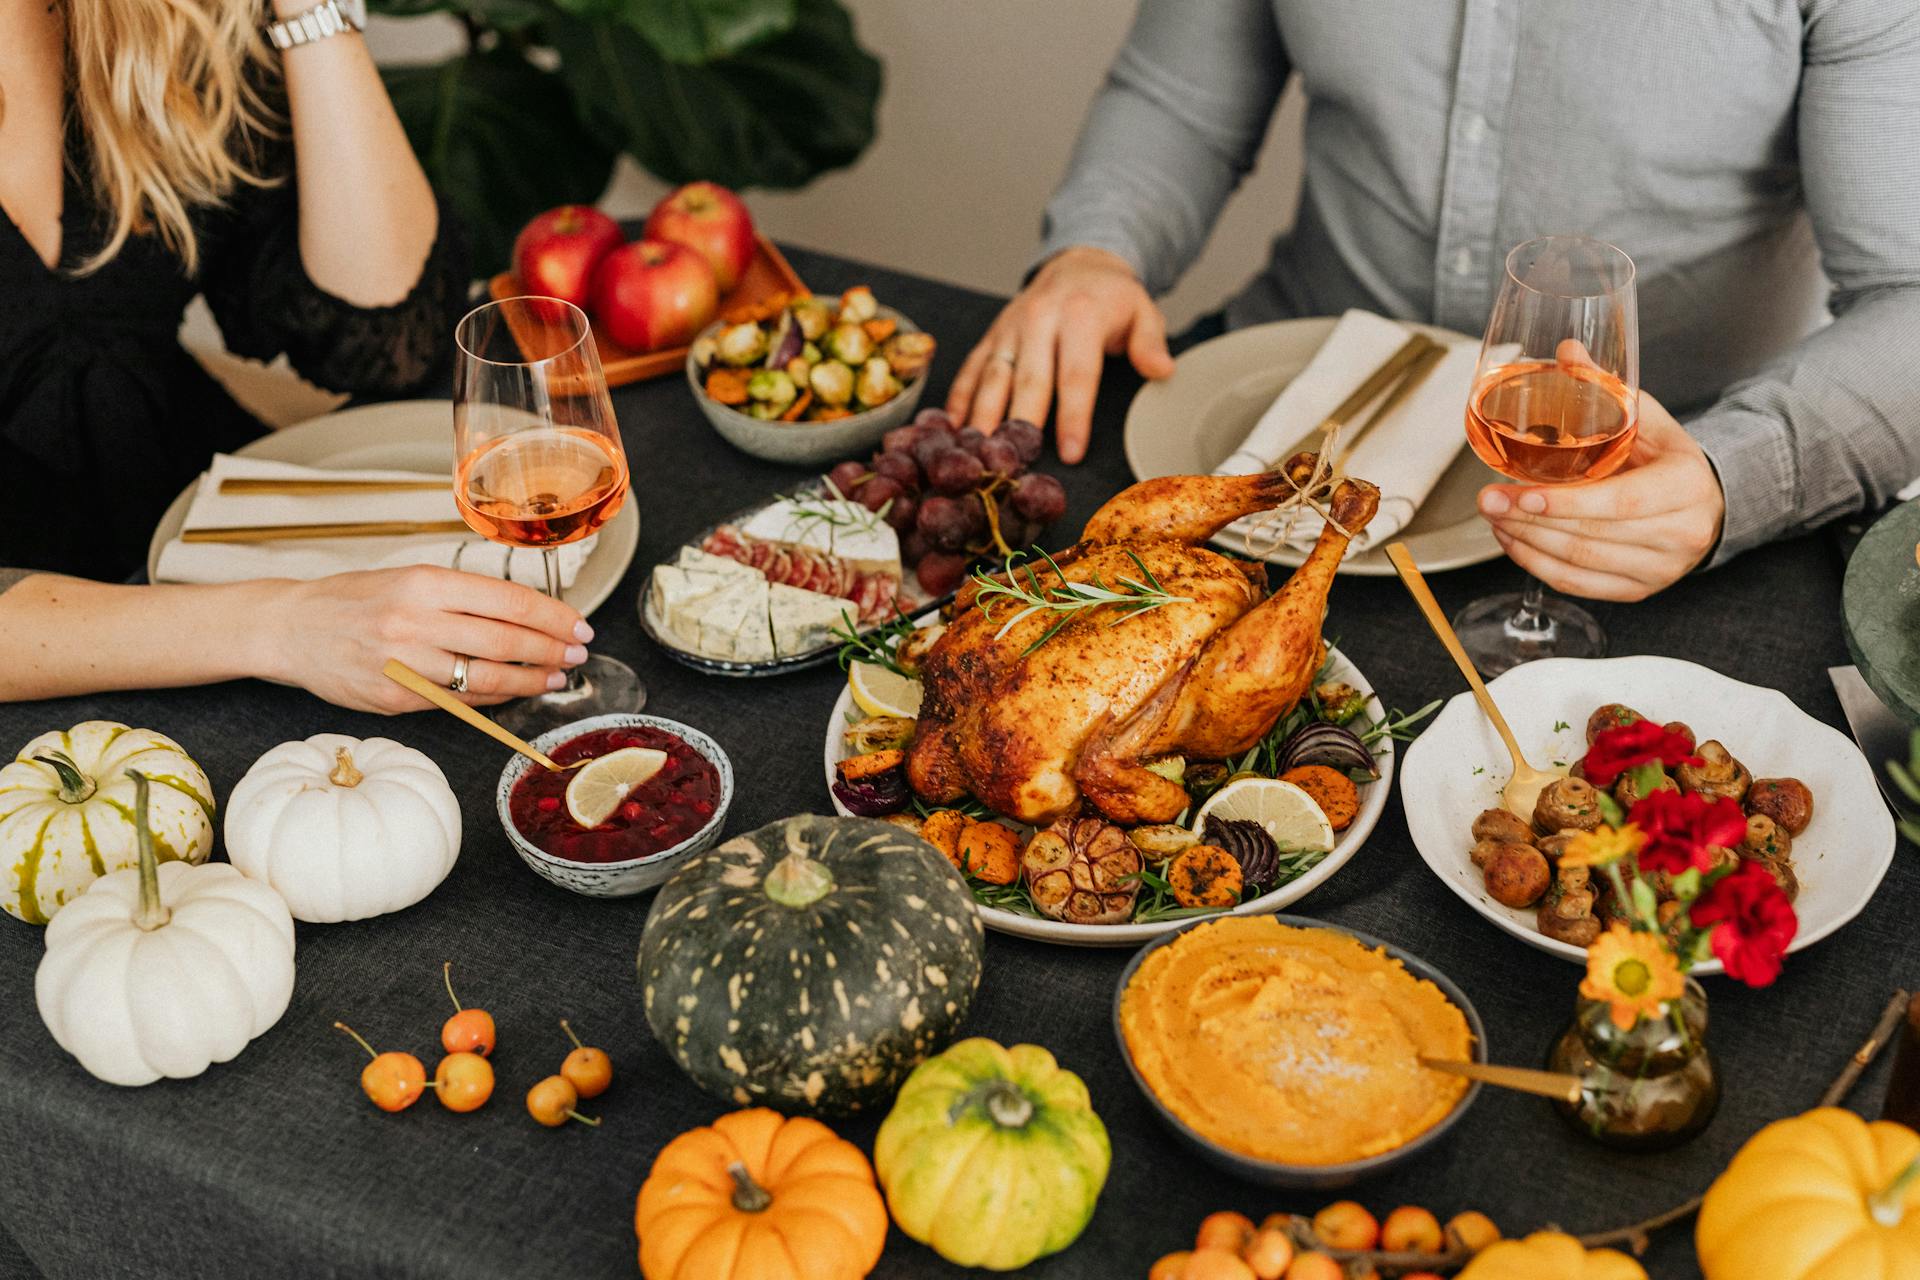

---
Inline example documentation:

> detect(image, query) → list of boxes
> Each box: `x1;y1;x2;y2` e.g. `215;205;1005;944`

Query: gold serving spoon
1418;1056;1584;1105
381;659;579;772
1386;542;1559;820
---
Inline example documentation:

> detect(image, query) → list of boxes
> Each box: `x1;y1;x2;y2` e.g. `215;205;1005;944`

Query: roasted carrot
861;317;897;343
705;368;751;405
1167;845;1243;908
958;820;1021;885
778;390;813;422
1279;764;1360;830
920;810;970;870
812;406;854;422
836;749;903;782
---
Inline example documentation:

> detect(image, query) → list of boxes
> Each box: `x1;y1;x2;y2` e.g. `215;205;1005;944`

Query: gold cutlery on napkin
179;520;473;543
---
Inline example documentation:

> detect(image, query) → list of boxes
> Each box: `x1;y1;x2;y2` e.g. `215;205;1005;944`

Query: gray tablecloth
1;248;1912;1280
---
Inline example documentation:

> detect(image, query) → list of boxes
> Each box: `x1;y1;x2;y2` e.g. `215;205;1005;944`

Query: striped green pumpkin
639;814;983;1115
0;722;214;924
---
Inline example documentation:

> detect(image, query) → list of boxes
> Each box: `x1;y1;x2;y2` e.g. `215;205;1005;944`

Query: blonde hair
64;0;284;275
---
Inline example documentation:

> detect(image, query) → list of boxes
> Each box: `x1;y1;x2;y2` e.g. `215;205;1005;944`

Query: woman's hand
262;567;593;713
1477;393;1725;601
946;246;1176;463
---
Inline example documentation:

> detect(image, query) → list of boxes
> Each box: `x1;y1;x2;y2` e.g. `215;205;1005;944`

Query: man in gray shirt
947;0;1920;601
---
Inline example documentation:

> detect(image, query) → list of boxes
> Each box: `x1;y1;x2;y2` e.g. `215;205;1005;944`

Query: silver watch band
267;0;361;50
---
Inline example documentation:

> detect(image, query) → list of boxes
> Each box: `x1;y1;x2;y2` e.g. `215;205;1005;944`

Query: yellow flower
1560;823;1644;869
1581;923;1684;1030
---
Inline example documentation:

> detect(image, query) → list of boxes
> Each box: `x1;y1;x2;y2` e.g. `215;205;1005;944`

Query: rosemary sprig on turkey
971;549;1191;655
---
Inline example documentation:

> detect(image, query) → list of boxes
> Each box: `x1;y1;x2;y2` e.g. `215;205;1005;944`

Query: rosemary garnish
833;608;915;677
785;481;888;540
971;548;1190;655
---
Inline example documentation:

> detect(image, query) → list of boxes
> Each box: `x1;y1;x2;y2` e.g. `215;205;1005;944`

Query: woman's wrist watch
266;0;367;49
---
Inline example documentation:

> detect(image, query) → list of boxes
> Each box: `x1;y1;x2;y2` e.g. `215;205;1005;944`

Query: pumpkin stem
125;770;171;932
764;851;834;909
34;752;96;805
980;1080;1035;1130
329;747;364;788
726;1162;773;1213
1870;1151;1920;1227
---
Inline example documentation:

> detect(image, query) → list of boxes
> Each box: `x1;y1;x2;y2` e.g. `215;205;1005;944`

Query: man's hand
946;246;1176;462
1477;393;1724;601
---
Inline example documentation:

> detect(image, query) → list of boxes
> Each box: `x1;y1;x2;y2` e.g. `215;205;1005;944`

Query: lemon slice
1192;777;1335;852
848;661;923;720
565;747;668;828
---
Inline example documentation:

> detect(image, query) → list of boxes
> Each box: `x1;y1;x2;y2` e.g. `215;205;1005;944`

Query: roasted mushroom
1537;875;1602;947
1750;853;1800;901
1472;808;1533;845
1021;817;1141;925
1481;843;1551;908
1675;740;1750;804
1128;823;1198;863
1663;721;1697;751
1746;777;1813;836
1536;831;1579;862
1702;843;1741;876
1614;766;1678;810
1740;814;1793;863
1533;777;1604;835
1586;704;1645;744
1470;838;1530;871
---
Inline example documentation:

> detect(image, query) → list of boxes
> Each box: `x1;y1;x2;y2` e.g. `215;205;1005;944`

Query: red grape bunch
825;409;1068;596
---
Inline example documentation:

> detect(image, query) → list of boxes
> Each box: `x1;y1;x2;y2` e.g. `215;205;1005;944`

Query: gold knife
218;477;450;495
1266;331;1439;467
180;520;472;543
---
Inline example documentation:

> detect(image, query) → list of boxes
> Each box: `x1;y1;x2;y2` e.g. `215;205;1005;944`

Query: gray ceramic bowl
495;713;733;898
1111;913;1486;1190
686;305;928;466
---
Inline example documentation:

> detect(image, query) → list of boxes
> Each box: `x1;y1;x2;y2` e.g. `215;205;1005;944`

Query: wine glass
452;296;643;733
1455;235;1639;676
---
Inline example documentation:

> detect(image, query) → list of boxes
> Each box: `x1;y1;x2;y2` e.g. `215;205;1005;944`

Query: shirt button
1450;248;1474;276
1463;113;1489;144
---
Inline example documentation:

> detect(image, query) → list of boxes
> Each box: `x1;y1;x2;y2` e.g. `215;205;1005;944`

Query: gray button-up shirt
1037;0;1920;564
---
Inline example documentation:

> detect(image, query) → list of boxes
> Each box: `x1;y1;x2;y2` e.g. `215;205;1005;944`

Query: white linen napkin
154;454;594;587
1214;310;1479;554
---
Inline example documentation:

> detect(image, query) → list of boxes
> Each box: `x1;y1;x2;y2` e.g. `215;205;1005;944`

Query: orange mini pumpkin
635;1107;888;1280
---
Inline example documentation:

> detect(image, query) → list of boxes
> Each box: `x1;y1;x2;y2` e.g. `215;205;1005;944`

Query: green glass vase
1547;976;1719;1151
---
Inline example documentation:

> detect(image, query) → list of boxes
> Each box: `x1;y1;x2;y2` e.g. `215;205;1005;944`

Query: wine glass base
1451;592;1606;678
494;655;646;738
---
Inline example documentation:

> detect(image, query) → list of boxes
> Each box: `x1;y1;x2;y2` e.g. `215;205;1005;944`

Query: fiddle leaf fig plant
369;0;881;272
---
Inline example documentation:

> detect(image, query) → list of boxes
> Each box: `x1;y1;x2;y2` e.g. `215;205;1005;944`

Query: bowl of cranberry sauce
495;714;733;897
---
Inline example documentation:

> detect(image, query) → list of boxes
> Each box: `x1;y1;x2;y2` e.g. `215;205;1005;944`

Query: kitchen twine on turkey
1237;423;1357;558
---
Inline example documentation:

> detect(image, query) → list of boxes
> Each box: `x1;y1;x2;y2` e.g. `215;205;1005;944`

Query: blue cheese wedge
650;549;764;650
689;578;774;661
769;582;853;659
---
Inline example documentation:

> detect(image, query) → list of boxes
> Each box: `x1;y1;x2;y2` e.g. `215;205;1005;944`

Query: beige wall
365;1;1305;329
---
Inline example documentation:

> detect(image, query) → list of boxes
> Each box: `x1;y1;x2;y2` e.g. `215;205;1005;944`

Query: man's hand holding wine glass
1478;392;1726;603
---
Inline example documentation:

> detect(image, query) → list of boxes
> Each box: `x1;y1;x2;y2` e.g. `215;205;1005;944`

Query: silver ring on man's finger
448;653;471;693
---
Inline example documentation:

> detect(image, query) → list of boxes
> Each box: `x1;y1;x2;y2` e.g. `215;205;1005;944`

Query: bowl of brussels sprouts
687;286;936;466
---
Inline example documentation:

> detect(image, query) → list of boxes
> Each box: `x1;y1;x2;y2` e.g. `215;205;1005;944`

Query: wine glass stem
541;547;583;693
1510;576;1550;637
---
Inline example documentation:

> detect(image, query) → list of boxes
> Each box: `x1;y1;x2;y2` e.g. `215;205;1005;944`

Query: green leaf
1625;761;1666;804
1597;790;1625;828
547;0;880;191
1669;867;1701;901
369;0;549;26
550;0;797;63
1629;877;1659;922
380;49;618;274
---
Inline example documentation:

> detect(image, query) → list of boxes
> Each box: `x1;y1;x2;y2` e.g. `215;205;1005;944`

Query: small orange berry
1281;1252;1343;1280
1445;1210;1502;1253
1242;1226;1295;1280
1196;1211;1257;1253
1183;1248;1256;1280
1148;1251;1192;1280
1380;1205;1444;1254
1310;1201;1379;1252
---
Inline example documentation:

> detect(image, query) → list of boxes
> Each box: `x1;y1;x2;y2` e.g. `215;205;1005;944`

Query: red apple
511;205;624;309
643;181;756;295
589;238;718;352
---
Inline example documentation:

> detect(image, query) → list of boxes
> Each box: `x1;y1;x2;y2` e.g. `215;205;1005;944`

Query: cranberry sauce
509;726;719;863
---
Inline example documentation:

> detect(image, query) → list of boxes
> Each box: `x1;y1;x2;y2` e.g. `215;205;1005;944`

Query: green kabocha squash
639;814;983;1115
874;1037;1110;1271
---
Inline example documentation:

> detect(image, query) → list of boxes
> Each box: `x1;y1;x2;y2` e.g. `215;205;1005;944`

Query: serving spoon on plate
1386;543;1559;820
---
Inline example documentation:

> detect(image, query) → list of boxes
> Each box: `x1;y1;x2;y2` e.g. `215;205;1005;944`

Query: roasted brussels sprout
1675;740;1750;803
1614;766;1677;810
823;322;874;365
792;297;833;341
1472;808;1532;845
837;285;878;324
715;321;768;366
747;368;797;408
746;401;783;420
1586;703;1645;744
892;623;946;677
1739;813;1793;862
689;334;717;370
1746;777;1813;835
1533;776;1604;834
882;331;937;381
1481;842;1550;908
1128;823;1198;862
856;357;901;407
842;714;916;756
1143;756;1186;784
809;360;854;407
1183;761;1230;792
1314;681;1370;726
784;355;813;385
802;341;824;364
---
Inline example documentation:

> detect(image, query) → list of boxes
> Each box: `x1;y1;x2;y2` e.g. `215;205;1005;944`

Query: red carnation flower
1629;789;1749;877
1691;860;1797;987
1582;720;1702;788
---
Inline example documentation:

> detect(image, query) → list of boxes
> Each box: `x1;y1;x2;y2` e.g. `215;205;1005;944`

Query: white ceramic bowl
686;305;928;466
824;638;1394;947
495;713;733;898
1399;656;1896;973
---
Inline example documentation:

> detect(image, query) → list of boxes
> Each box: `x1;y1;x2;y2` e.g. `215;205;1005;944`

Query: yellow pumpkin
634;1107;888;1280
1457;1231;1646;1280
1698;1107;1920;1279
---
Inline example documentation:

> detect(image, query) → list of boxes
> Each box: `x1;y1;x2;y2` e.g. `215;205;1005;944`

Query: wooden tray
487;235;806;388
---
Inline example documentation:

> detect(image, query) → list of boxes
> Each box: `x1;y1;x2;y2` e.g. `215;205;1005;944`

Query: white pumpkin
37;771;295;1086
224;734;460;924
0;721;214;925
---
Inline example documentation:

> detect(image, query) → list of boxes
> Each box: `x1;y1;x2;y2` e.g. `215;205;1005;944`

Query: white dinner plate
1123;317;1503;575
1399;656;1897;974
823;643;1394;948
146;401;640;617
